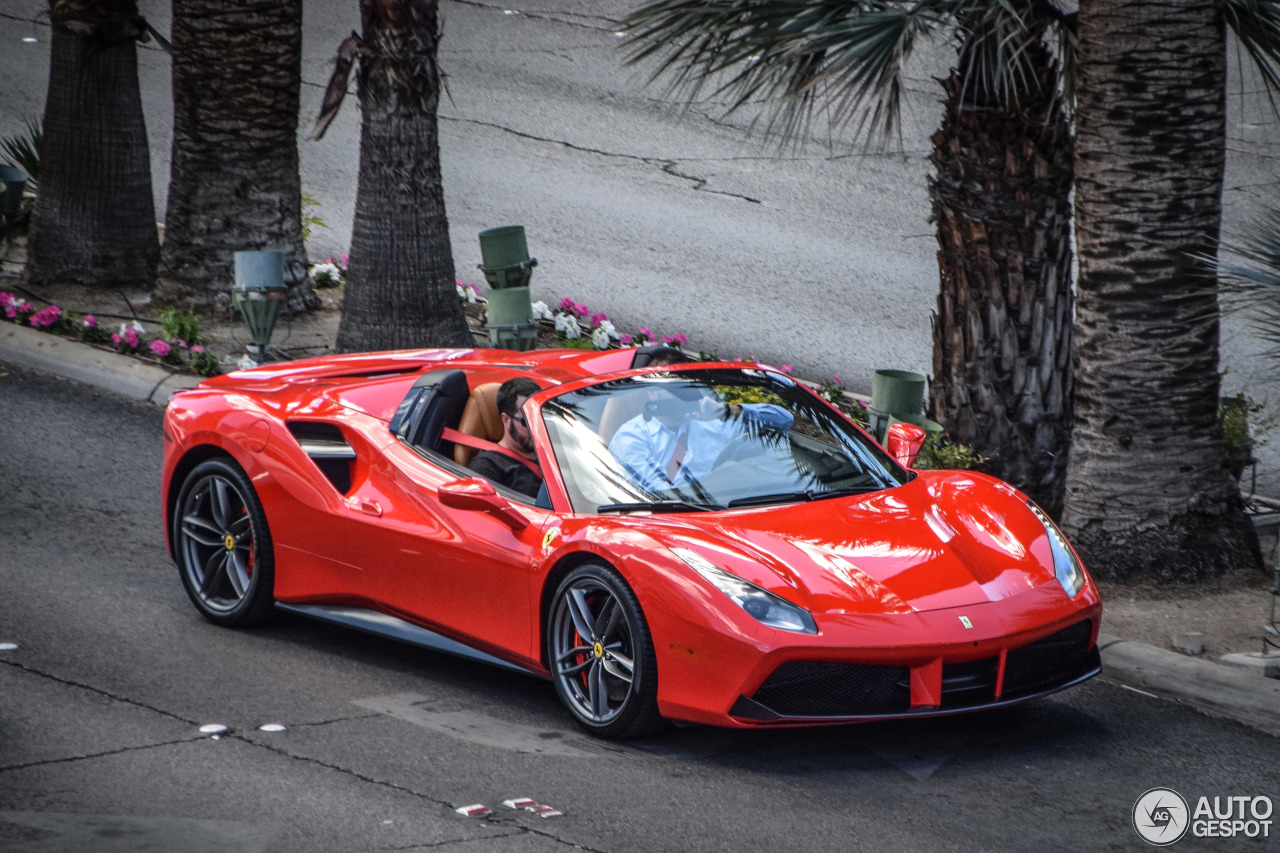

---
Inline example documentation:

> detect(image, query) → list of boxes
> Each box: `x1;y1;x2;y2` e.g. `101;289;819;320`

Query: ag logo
1133;787;1190;846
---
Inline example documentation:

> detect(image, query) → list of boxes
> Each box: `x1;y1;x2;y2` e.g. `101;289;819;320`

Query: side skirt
275;603;544;678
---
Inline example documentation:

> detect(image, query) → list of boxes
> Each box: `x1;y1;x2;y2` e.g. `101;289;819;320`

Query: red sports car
162;345;1101;738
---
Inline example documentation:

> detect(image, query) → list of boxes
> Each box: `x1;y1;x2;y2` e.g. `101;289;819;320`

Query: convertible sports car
162;345;1101;738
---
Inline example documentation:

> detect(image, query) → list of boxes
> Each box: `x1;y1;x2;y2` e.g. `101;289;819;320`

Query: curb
1099;633;1280;737
3;319;1278;738
0;321;200;405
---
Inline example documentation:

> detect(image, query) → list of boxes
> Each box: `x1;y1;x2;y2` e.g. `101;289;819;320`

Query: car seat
453;382;504;466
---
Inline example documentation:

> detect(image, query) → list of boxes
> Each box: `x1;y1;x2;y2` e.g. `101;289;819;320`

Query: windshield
540;367;910;513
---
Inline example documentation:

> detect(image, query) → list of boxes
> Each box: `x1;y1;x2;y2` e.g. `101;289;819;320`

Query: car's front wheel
547;562;662;738
173;457;275;626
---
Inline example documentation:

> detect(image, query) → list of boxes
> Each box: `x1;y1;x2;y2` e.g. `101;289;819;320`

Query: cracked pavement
4;0;1275;493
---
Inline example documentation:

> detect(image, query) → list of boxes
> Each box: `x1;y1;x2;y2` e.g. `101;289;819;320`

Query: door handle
350;497;382;517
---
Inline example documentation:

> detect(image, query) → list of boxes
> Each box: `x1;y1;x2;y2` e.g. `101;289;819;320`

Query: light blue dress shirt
607;404;794;491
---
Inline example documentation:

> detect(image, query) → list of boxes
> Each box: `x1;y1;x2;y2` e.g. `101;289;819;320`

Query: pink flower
780;364;793;374
111;333;122;348
84;314;96;328
174;339;187;349
192;344;205;353
663;333;688;347
123;328;139;348
590;312;608;328
638;327;651;338
150;339;171;358
29;305;62;328
831;374;841;385
341;253;349;268
619;333;634;346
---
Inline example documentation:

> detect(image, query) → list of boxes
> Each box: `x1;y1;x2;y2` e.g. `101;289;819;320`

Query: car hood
649;472;1059;615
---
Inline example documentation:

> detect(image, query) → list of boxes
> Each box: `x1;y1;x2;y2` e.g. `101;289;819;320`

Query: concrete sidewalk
2;319;1277;739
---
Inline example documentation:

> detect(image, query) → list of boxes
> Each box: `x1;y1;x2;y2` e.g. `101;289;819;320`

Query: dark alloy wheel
547;562;661;738
173;457;275;626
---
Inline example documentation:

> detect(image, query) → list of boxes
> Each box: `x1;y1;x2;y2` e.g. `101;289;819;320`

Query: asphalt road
2;0;1278;493
2;363;1278;852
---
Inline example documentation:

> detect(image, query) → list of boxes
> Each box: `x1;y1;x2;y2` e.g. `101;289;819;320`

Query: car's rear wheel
173;457;275;626
547;562;662;738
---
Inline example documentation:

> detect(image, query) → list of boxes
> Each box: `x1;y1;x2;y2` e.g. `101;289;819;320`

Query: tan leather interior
453;382;504;466
596;388;649;446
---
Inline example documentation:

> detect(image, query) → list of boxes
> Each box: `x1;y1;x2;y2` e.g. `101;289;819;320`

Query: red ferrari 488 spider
162;345;1101;737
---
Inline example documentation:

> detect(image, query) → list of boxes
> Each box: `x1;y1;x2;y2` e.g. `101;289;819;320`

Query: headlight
1027;502;1086;597
670;547;817;633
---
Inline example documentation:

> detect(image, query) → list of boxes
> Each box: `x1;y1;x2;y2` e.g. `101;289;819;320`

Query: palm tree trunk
1064;0;1262;580
335;0;472;352
155;0;311;312
26;0;158;289
929;43;1074;517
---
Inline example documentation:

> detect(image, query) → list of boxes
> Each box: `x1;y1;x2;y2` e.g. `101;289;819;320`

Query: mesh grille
1002;620;1094;698
750;661;910;717
315;457;352;494
941;657;998;708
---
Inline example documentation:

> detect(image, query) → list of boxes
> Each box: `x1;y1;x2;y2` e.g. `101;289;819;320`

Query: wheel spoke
229;515;251;542
556;644;593;666
566;588;596;641
558;656;592;676
181;514;224;547
594;596;620;641
225;548;249;598
603;651;634;683
210;478;234;529
200;550;228;596
589;659;608;719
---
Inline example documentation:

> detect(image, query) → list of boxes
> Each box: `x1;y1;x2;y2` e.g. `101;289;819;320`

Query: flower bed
2;290;220;376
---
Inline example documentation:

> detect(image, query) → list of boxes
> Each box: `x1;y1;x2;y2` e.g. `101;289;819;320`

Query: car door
339;435;551;668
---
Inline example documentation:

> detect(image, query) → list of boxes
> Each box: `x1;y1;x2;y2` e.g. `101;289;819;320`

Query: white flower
596;319;619;340
554;313;581;339
591;326;613;350
309;262;341;285
236;354;259;370
531;300;552;320
456;283;478;303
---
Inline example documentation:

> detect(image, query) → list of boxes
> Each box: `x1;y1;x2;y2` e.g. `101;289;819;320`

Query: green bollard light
478;226;539;351
231;250;286;358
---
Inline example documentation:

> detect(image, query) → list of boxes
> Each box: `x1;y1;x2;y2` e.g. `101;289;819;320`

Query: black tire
546;562;662;738
172;457;276;626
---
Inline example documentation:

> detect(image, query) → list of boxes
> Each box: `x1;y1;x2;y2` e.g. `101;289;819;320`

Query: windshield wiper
596;499;720;514
726;485;883;509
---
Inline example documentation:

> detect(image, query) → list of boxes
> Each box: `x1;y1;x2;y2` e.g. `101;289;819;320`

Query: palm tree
312;0;473;352
1064;0;1268;580
26;0;158;289
623;0;1280;527
624;0;1079;514
154;0;312;312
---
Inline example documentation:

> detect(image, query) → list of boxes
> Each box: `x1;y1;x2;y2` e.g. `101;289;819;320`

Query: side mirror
439;477;530;530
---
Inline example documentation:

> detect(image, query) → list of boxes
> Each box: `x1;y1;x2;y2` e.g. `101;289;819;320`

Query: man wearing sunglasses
468;376;544;499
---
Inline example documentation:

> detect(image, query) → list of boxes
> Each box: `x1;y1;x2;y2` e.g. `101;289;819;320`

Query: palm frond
1;117;42;188
1212;206;1280;359
1223;0;1280;110
623;0;954;145
952;0;1070;108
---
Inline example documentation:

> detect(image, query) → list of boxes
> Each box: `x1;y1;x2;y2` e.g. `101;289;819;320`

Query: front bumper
650;581;1102;728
